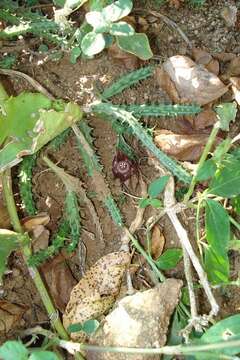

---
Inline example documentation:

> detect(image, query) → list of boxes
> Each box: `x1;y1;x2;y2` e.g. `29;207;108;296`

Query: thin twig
134;8;192;49
0;68;54;99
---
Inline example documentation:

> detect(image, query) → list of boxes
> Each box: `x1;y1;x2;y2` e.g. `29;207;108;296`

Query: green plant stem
1;169;69;341
184;123;220;203
124;227;165;282
229;215;240;231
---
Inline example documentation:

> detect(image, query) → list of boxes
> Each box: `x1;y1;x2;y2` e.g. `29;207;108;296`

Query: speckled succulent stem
1;168;69;341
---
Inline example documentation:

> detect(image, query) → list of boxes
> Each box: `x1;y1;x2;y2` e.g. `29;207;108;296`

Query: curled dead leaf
205;59;220;76
192;48;212;65
88;279;183;360
154;130;213;162
194;109;218;130
150;225;165;260
155;67;181;103
63;251;130;341
41;253;77;313
21;213;50;232
0;301;27;333
162;55;228;105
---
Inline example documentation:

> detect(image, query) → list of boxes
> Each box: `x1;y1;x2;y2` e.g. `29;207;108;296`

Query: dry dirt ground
1;0;240;351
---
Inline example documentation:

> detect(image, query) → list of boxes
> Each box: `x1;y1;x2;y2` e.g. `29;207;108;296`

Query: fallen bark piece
162;55;228;105
88;278;183;360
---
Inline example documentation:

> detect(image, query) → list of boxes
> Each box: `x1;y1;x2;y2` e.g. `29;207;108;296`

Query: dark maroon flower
112;150;137;182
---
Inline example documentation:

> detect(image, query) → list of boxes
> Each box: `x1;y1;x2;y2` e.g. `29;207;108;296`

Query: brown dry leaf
108;43;139;70
230;77;240;105
63;251;130;341
205;59;220;76
226;56;240;77
88;279;183;360
150;225;165;260
194;109;218;130
41;253;77;313
21;213;50;232
155;67;181;103
168;0;184;8
162;55;228;105
32;225;49;252
192;48;212;65
0;301;27;333
154;130;212;161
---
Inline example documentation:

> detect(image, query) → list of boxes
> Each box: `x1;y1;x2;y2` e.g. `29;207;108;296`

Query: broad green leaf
0;341;28;360
196;314;240;359
209;158;240;197
0;94;82;171
196;159;216;181
0;230;21;281
67;323;83;333
109;22;135;36
139;198;162;209
85;11;109;32
204;247;229;284
148;176;170;198
116;33;153;60
82;319;100;334
29;351;59;360
102;0;133;22
0;92;51;147
70;46;81;64
205;199;230;255
215;102;237;131
155;248;183;270
81;32;106;56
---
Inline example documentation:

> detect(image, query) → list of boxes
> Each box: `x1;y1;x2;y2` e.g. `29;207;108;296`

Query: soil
1;0;240;355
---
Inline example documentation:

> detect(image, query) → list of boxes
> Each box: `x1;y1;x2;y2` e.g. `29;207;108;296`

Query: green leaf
109;22;135;36
204;199;230;284
155;248;183;270
29;351;59;360
205;199;230;255
215;102;237;131
204;247;229;284
209;157;240;197
81;32;106;56
85;11;109;32
67;323;83;333
148;176;170;198
212;138;231;164
70;46;81;64
0;230;21;281
0;341;28;360
82;319;100;334
0;92;82;171
102;0;133;22
116;33;153;60
138;198;162;209
196;314;240;359
196;159;217;181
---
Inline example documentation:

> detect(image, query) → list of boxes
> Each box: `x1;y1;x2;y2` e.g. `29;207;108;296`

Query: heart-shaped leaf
116;33;153;60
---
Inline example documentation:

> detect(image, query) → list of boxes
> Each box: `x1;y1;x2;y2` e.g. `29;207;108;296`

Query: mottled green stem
1;169;69;341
